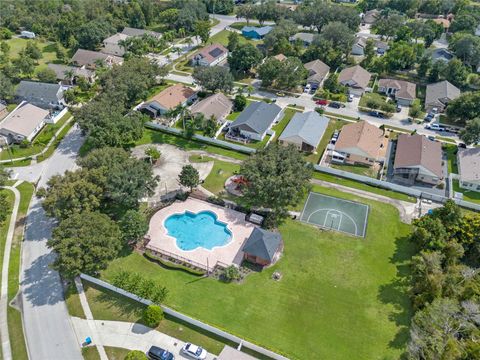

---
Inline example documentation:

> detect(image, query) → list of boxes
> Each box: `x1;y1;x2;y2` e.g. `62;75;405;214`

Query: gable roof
47;64;94;80
192;43;228;64
121;27;161;38
457;147;480;182
279;111;329;148
304;60;330;84
363;9;380;24
103;33;128;44
353;36;368;49
431;48;454;62
230;101;282;135
242;228;282;262
0;102;48;137
378;78;416;100
394;134;443;178
149;83;196;110
242;26;273;36
273;53;287;62
425;80;460;107
338;65;371;89
290;32;315;43
335;121;385;159
190;93;232;121
15;81;62;108
71;49;123;67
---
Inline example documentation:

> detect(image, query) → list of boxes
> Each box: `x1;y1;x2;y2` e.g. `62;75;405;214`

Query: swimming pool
164;210;232;251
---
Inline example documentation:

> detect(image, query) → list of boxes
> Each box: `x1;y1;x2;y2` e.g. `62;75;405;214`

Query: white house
0;102;49;144
191;44;228;67
457;147;480;192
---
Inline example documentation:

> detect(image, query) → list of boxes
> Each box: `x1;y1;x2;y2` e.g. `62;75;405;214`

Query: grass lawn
209;29;263;48
270;108;297;142
190;155;240;194
331;163;379;178
100;186;414;360
304;118;347;164
83;281;234;355
64;282;86;319
7;182;35;360
453;180;480;204
5;37;59;75
225;99;253;121
444;144;458;174
105;347;131;359
82;346;101;360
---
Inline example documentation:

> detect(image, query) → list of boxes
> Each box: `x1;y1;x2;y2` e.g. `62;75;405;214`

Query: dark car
424;113;435;122
458;143;467;149
148;346;175;360
329;102;344;109
369;111;385;118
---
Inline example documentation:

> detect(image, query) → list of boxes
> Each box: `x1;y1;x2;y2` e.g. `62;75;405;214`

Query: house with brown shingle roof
191;44;228;67
425;80;460;113
457;147;480;192
190;93;232;123
393;134;443;186
332;121;388;166
71;49;123;69
378;79;417;106
139;84;197;119
338;65;372;96
304;60;330;89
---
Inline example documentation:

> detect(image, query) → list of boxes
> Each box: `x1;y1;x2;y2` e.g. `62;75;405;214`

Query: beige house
378;79;416;106
393;134;443;186
457;147;480;192
332;121;388;166
71;49;123;69
190;93;232;123
304;60;330;89
139;83;197;119
0;102;49;144
338;65;372;96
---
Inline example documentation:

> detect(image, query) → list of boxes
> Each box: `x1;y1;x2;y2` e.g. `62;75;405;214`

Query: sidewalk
71;318;216;360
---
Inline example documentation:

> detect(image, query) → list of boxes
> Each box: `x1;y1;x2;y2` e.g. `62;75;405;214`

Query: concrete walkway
0;183;21;360
71;318;216;360
74;277;108;360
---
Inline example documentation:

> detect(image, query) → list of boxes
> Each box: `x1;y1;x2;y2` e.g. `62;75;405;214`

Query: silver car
181;343;207;360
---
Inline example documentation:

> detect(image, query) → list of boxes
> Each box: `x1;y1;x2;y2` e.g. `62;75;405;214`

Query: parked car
276;92;285;97
426;123;445;131
147;346;175;360
347;94;354;102
369;111;385;118
316;99;328;106
181;343;207;360
424;113;435;122
304;84;311;93
329;102;344;109
458;143;467;149
427;135;436;141
396;105;401;113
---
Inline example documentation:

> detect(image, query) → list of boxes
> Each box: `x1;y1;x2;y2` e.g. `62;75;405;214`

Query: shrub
233;94;247;111
125;350;148;360
111;270;168;304
222;265;241;282
143;305;164;328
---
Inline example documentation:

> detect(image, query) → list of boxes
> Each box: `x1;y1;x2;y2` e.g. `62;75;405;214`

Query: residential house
47;64;95;85
241;26;273;40
375;40;389;55
71;49;123;69
218;346;257;360
289;32;315;46
338;65;372;96
15;81;65;110
20;31;35;39
304;60;330;89
332;121;388;166
378;78;416;106
101;33;129;56
278;111;329;153
425;80;460;112
393;134;443;186
140;83;197;118
190;93;232;123
430;48;454;63
457;147;480;192
0;102;49;144
433;17;450;31
273;54;287;62
242;228;283;267
363;9;380;24
121;27;161;39
191;43;228;67
351;37;368;56
228;101;283;141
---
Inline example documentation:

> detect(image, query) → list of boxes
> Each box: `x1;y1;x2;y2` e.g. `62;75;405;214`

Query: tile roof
242;228;282;262
230;101;282;135
278;111;329;148
149;83;196;110
378;78;416;100
304;60;330;84
425;80;460;108
0;102;48;138
335;121;385;159
394;134;443;178
338;65;371;90
457;147;480;182
192;43;228;64
190;93;232;121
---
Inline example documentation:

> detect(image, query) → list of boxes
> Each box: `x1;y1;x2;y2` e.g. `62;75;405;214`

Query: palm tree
63;69;75;84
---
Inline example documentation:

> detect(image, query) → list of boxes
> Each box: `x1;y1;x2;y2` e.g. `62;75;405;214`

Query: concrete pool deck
146;198;256;269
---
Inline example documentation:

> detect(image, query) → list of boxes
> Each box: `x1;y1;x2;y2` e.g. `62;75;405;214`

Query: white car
426;123;445;131
181;343;207;360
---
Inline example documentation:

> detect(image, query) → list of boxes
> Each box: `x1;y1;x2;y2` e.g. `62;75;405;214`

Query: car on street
181;343;207;360
427;135;436;141
458;143;467;149
425;123;445;131
348;94;354;102
316;99;328;106
148;346;175;360
329;102;344;109
369;111;385;118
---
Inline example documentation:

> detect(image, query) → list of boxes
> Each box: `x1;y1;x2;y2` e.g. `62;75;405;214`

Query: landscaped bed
100;185;414;360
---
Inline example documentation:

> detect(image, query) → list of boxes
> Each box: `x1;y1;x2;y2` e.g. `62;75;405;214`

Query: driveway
71;318;217;360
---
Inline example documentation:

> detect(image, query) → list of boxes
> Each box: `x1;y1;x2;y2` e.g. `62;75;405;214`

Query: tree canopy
193;66;233;93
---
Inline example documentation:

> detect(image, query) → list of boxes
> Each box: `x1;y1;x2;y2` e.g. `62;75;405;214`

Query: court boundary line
306;208;358;236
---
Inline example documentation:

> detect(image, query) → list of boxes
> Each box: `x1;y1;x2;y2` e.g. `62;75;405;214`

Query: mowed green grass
101;185;414;360
5;37;58;72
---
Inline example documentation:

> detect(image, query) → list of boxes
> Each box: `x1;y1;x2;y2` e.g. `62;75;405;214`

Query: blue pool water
164;210;232;251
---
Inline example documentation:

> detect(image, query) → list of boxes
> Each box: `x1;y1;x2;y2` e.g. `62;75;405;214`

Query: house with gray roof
304;60;330;89
0;101;49;144
71;49;123;69
279;111;329;153
457;147;480;192
425;80;460;112
289;32;315;46
228;101;283;141
15;81;65;110
47;64;95;85
430;48;454;63
121;27;161;38
242;228;283;266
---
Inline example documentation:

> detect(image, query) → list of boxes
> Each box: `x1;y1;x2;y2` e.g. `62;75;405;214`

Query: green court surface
299;192;369;237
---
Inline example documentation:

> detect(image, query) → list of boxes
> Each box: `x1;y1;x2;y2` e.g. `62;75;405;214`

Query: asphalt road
19;125;84;360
